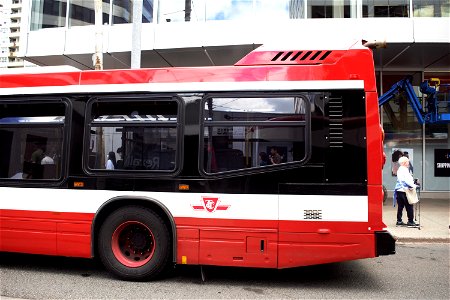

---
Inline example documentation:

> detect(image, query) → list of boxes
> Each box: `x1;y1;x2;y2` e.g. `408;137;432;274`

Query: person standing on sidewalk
394;156;419;227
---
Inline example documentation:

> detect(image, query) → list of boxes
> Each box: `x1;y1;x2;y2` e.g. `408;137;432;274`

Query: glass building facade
30;0;450;29
30;0;153;30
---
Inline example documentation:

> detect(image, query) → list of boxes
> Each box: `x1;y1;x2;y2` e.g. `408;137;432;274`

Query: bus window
202;95;309;174
86;99;179;172
0;102;65;180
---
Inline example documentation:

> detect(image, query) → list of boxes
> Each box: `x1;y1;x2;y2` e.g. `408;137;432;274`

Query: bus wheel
98;206;170;281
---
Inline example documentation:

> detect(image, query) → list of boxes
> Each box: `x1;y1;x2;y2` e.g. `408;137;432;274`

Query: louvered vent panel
328;97;344;148
271;50;332;64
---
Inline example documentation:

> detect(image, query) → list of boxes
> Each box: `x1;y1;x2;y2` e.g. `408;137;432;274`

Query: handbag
405;188;419;204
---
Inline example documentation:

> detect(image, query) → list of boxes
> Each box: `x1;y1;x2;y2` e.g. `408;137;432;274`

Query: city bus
0;41;395;281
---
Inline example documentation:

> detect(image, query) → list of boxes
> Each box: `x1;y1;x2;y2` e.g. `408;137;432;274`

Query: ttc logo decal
191;197;231;213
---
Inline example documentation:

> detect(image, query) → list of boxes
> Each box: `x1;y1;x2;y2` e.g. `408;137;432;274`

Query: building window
413;0;450;17
69;0;110;27
363;0;410;17
381;73;423;189
423;73;450;191
308;0;357;18
31;0;67;30
112;0;153;24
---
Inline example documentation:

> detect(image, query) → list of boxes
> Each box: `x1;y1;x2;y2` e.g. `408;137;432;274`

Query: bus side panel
368;184;386;230
57;222;92;258
175;217;278;267
365;91;383;185
176;227;200;265
198;229;278;268
0;210;57;255
278;232;375;268
0;209;92;258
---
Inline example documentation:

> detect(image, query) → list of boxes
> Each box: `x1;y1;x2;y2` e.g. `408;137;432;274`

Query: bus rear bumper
375;231;396;256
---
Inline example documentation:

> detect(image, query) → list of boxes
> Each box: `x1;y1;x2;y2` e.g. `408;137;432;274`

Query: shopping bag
405;188;419;204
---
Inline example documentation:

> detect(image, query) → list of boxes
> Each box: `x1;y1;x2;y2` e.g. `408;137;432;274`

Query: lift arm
378;77;450;124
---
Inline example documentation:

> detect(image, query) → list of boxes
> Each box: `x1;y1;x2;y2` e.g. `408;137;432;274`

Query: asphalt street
1;243;449;299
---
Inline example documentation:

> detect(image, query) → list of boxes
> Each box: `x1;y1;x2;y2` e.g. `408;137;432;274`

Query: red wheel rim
111;221;155;268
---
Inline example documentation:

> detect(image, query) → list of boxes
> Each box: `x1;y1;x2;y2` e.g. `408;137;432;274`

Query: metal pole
131;0;143;69
94;0;103;70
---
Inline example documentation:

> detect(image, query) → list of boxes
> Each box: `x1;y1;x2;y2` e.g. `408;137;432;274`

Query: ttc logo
192;197;231;213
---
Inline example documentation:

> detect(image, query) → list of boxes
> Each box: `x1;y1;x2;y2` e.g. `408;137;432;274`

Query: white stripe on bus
0;187;368;222
0;80;364;96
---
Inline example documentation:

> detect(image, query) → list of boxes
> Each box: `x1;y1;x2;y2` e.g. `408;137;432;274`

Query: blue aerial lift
378;76;450;124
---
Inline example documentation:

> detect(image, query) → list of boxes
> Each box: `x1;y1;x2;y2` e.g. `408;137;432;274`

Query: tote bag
405;188;419;204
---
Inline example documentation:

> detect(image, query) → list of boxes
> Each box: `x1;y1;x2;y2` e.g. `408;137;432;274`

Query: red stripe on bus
0;209;93;258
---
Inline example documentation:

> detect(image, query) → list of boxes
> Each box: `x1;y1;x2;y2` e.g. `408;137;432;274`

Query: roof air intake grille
271;50;332;63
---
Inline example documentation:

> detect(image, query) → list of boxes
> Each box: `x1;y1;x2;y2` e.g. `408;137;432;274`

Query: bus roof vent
235;49;341;66
327;96;344;148
271;50;332;63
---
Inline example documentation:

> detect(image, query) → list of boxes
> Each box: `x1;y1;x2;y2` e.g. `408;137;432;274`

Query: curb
394;237;450;243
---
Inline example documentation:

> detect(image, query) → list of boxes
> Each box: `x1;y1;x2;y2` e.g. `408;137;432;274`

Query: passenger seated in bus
10;162;34;179
259;152;269;166
31;144;44;163
41;150;55;165
116;147;124;169
269;147;282;164
106;151;117;170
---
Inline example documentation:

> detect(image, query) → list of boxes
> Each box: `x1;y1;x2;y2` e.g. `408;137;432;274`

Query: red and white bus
0;41;395;281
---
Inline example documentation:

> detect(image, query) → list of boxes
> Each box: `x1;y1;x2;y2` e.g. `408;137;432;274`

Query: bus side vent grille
271;50;332;63
328;97;344;148
304;210;322;220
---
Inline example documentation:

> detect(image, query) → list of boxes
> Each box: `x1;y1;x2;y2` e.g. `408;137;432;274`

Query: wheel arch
91;196;177;263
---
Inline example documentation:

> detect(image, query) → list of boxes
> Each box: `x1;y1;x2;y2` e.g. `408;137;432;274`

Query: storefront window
30;0;67;30
381;73;423;190
413;0;450;17
363;0;410;17
423;73;450;191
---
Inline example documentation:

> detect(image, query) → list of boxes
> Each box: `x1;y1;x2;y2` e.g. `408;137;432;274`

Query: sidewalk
383;196;450;243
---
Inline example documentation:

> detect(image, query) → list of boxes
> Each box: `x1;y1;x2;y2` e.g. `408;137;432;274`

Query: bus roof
0;42;376;94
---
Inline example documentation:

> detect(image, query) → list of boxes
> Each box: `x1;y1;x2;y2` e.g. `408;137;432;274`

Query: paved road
1;244;449;299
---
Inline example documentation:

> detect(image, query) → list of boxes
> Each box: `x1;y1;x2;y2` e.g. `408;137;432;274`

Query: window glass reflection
205;97;305;117
413;0;450;17
308;0;357;18
0;102;66;180
363;0;410;17
203;96;308;174
423;73;450;191
69;0;110;27
89;126;177;171
31;0;67;30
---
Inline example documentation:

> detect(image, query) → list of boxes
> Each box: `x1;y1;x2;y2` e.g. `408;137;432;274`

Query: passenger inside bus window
106;152;117;170
116;147;124;169
269;147;282;165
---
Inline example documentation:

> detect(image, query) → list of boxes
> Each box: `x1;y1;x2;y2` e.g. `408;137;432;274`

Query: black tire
98;206;170;281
